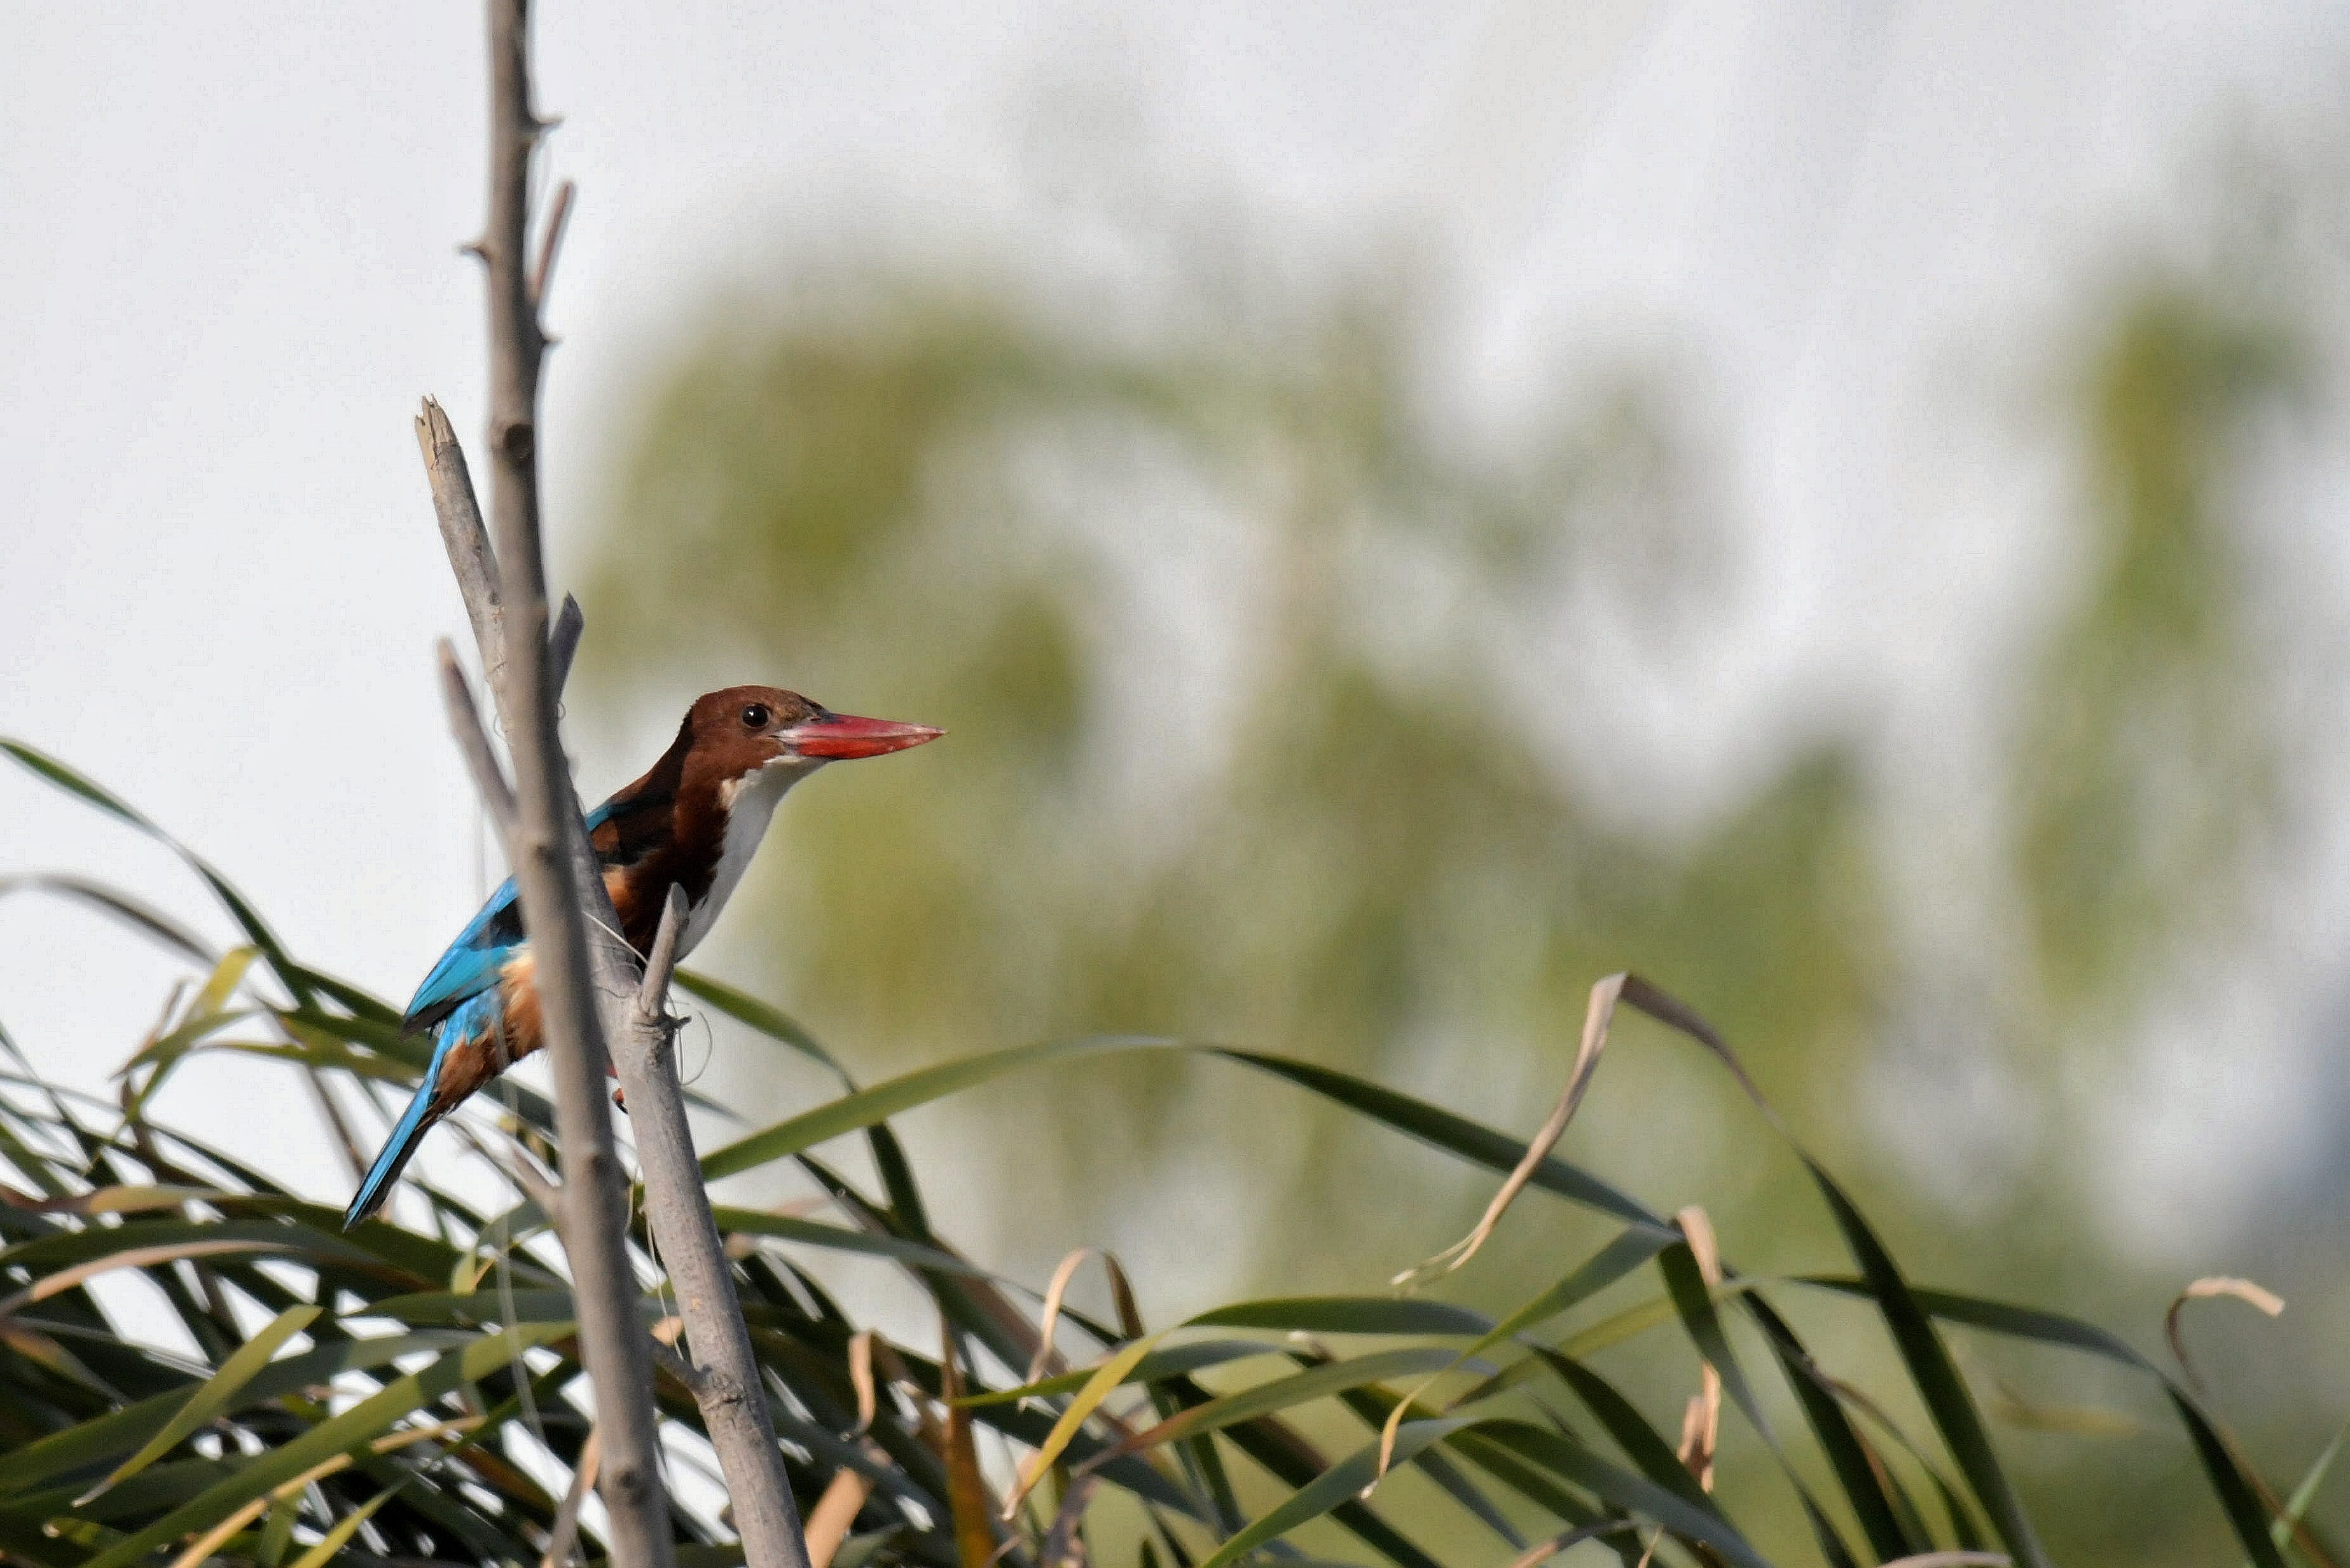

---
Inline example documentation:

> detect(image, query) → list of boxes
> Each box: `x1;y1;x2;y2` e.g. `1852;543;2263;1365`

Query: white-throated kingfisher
343;686;940;1228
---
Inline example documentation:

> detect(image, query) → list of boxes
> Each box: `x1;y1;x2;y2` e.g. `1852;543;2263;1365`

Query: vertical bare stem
416;8;815;1563
478;4;674;1564
626;888;812;1568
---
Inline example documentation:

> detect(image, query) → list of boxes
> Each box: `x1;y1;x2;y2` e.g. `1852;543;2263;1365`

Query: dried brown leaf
1393;974;1625;1290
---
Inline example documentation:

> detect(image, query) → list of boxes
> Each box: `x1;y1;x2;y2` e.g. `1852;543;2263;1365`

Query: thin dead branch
413;397;504;713
530;179;577;310
412;8;815;1565
436;641;519;849
548;592;584;705
463;3;675;1564
621;883;812;1567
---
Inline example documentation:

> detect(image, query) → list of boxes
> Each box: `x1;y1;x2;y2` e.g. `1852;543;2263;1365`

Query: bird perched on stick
343;686;940;1228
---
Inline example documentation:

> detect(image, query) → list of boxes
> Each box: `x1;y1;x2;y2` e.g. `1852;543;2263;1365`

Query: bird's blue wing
345;1013;462;1226
403;877;523;1033
401;795;625;1034
346;991;501;1227
358;794;632;1226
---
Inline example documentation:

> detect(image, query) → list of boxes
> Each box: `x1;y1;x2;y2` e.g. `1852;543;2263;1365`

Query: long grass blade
1104;1348;1465;1458
702;1035;1182;1180
284;1485;403;1568
0;740;311;1005
960;1340;1280;1405
2262;1410;2350;1563
1189;1298;1491;1336
75;1303;321;1503
674;970;852;1084
0;875;216;966
1197;1418;1468;1568
71;1324;573;1568
1003;1332;1162;1515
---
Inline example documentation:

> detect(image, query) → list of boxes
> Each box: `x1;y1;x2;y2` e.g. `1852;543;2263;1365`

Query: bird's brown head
682;685;943;788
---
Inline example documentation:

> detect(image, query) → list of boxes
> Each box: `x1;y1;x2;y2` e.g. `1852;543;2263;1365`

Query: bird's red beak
783;712;944;760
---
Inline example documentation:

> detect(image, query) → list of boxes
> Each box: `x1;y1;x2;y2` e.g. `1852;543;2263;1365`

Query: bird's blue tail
343;1066;443;1230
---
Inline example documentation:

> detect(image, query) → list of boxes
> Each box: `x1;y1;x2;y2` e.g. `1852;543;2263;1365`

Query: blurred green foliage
585;276;1886;1262
583;233;2330;1562
0;238;2330;1567
10;741;2321;1568
2014;285;2298;1012
18;738;2331;1568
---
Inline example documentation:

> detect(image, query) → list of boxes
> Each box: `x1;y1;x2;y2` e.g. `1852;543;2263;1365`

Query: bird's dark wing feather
586;774;675;870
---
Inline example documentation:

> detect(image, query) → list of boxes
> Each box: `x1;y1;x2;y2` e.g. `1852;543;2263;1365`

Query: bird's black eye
740;704;771;730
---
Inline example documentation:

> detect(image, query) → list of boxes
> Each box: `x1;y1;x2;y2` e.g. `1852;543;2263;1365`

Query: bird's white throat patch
686;760;812;955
